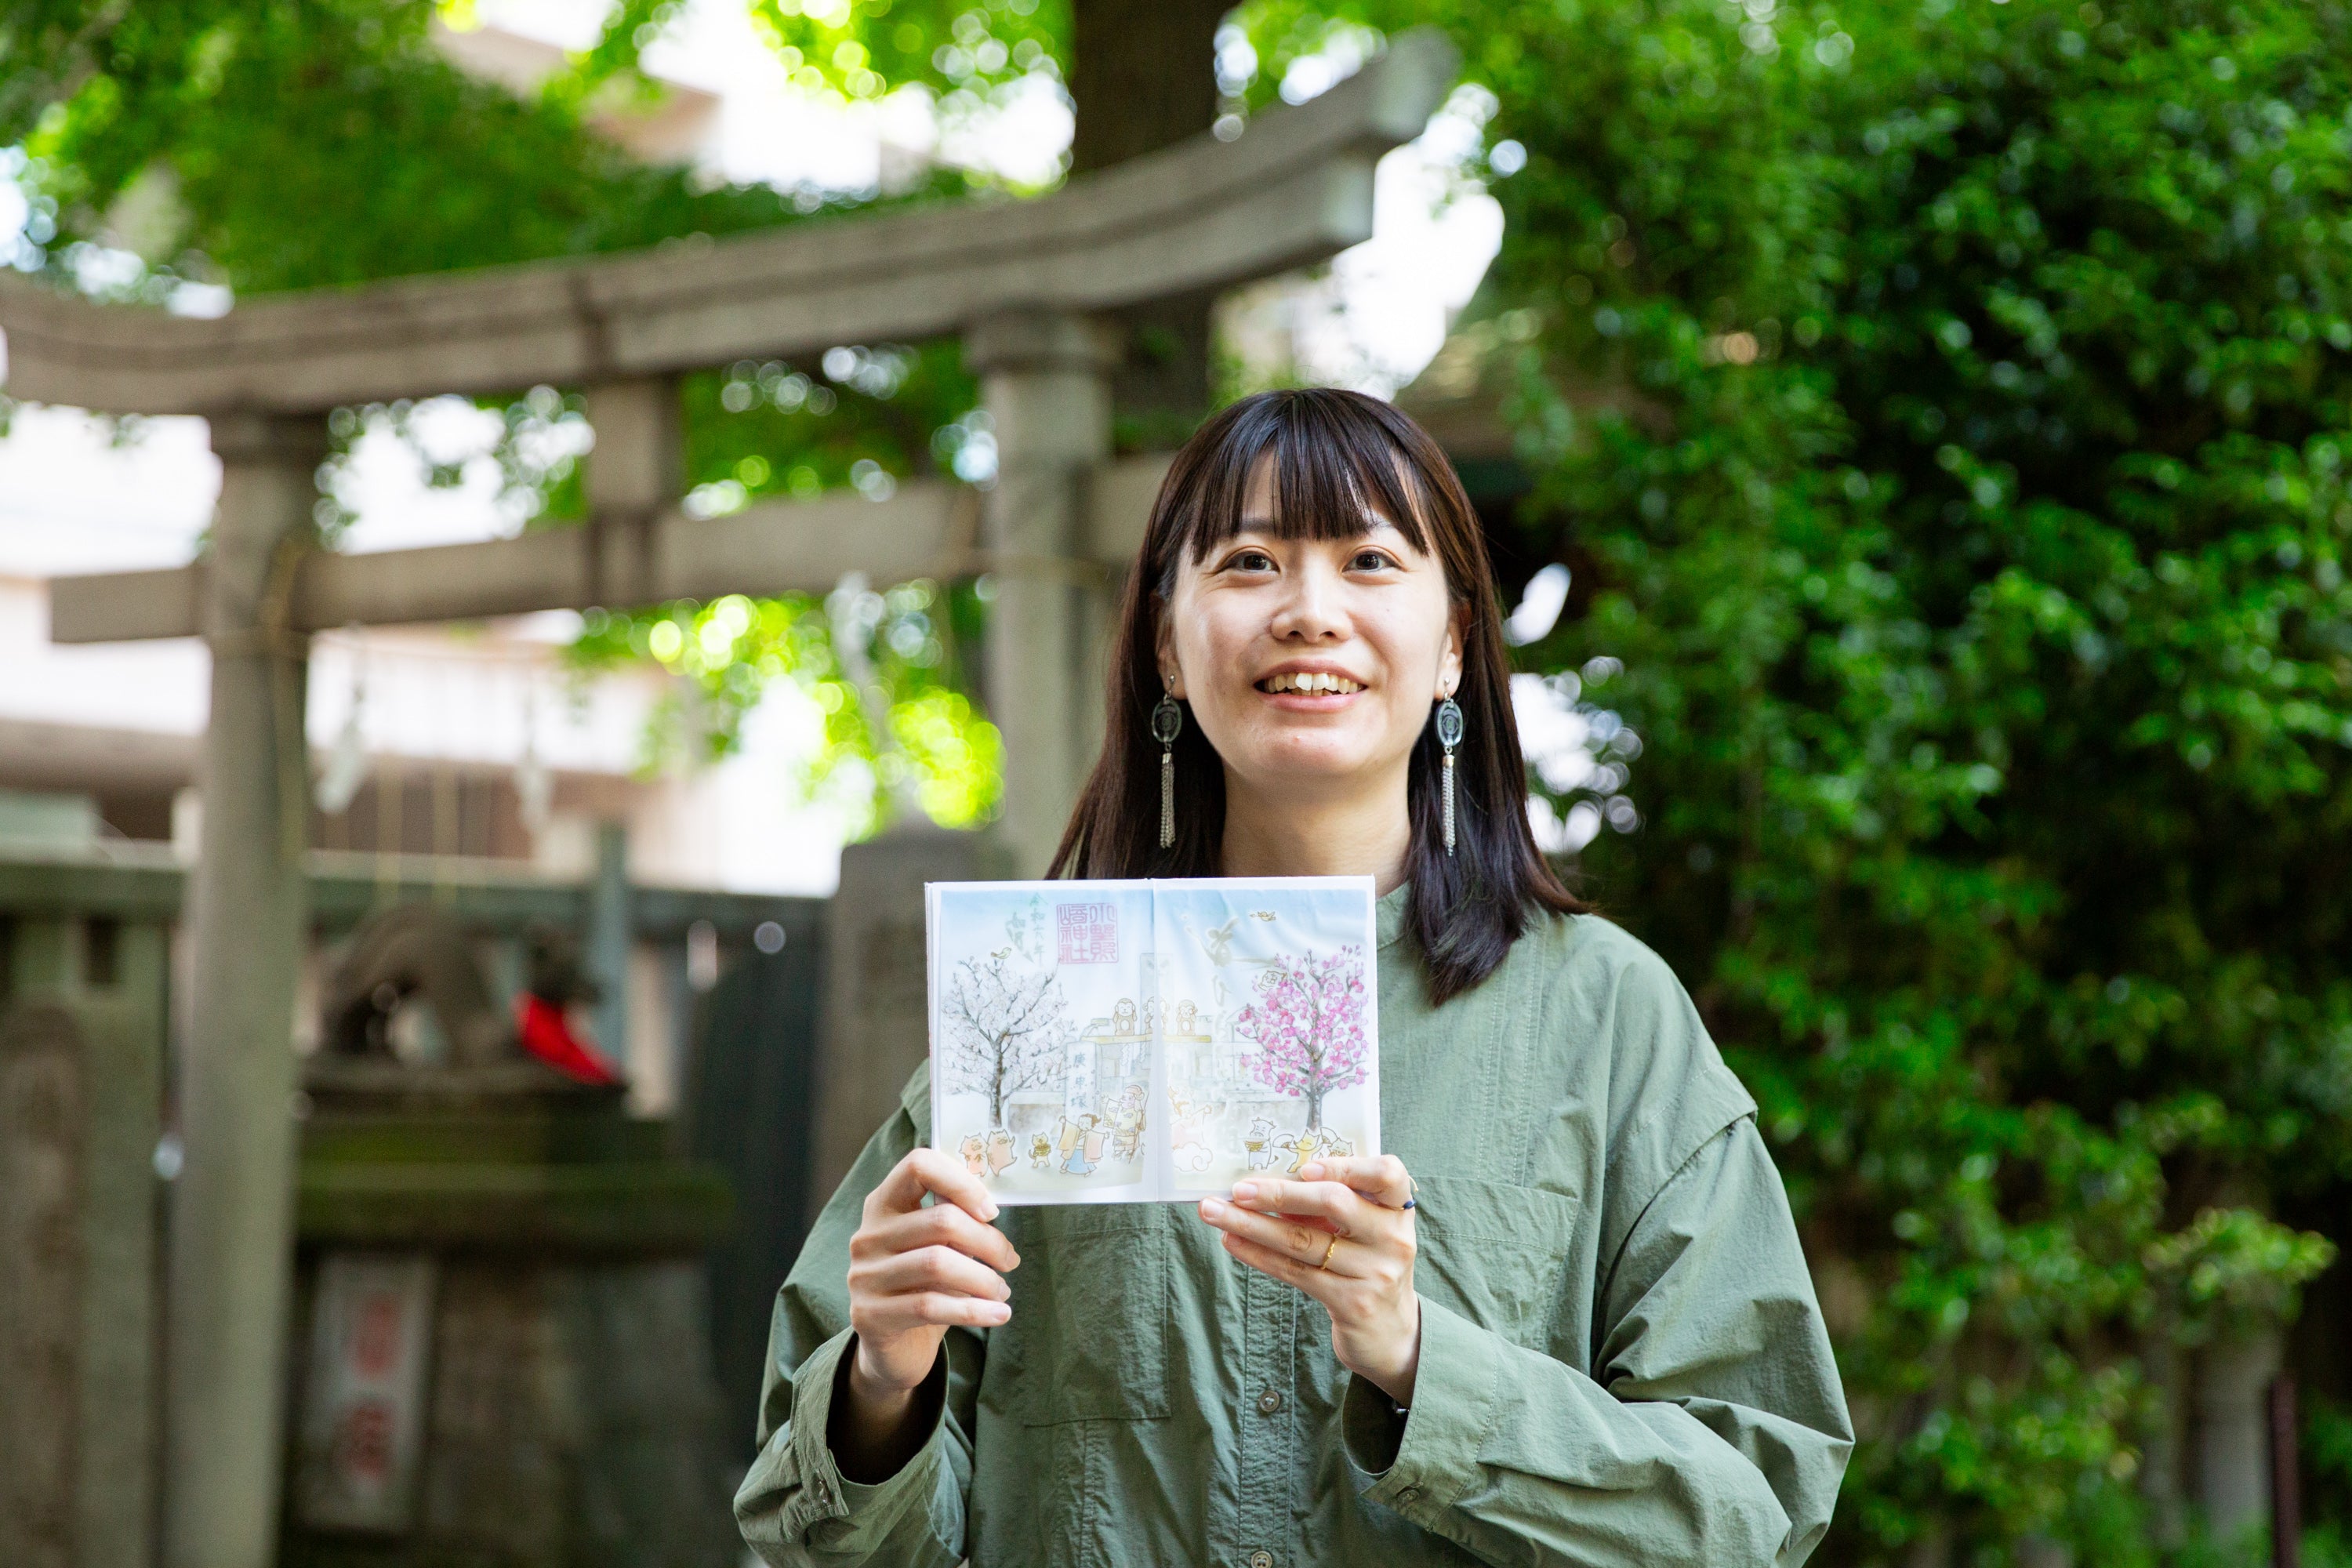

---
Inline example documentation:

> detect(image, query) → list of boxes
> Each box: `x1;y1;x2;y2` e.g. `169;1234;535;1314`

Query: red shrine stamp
1057;902;1119;964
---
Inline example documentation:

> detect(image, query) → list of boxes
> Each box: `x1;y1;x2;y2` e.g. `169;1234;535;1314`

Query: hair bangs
1163;391;1438;583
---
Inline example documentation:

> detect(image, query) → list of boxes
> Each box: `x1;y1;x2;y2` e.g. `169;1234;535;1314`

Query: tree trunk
1069;0;1225;176
1069;0;1228;434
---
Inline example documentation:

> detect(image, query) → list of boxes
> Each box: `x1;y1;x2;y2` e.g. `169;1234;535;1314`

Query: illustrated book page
926;876;1380;1204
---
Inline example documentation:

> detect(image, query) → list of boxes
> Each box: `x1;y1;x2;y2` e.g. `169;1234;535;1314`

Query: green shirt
737;889;1853;1567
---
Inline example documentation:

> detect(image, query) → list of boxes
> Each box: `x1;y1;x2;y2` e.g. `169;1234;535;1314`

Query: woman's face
1158;458;1462;804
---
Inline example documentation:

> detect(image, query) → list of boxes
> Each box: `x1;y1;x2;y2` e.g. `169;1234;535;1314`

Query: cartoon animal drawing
1286;1129;1324;1174
958;1133;988;1176
1174;1142;1214;1174
985;1129;1017;1176
1200;916;1242;967
1029;1133;1053;1170
1251;910;1277;922
1319;1134;1355;1160
1245;1117;1279;1171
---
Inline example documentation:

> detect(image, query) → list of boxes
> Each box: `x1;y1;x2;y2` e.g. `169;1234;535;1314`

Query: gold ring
1316;1233;1341;1271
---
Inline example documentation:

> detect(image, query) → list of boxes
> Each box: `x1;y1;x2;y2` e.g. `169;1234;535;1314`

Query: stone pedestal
0;917;169;1568
285;1064;738;1568
809;826;1007;1207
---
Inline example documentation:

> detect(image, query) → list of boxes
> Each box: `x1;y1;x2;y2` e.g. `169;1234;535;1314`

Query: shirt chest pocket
1410;1176;1581;1350
985;1205;1171;1425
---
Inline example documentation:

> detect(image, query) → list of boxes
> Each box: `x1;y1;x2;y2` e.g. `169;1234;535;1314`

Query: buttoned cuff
1345;1295;1502;1528
785;1329;950;1549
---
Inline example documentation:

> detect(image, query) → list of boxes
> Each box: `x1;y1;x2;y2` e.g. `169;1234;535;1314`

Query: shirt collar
1376;880;1410;950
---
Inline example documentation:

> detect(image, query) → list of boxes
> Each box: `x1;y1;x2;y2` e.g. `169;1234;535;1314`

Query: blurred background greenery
3;0;2348;1562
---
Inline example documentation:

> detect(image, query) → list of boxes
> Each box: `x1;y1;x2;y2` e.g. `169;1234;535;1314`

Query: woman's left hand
1197;1154;1421;1406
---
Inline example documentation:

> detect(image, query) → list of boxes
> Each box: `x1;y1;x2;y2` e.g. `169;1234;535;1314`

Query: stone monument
284;909;738;1568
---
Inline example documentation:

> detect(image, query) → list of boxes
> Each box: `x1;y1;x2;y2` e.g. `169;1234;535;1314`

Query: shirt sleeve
735;1071;984;1567
1341;1117;1853;1568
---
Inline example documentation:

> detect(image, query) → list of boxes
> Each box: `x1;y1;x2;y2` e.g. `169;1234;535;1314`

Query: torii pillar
166;412;324;1568
967;310;1120;876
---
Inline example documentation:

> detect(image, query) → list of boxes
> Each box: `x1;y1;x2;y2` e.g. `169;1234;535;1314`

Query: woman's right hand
845;1147;1022;1398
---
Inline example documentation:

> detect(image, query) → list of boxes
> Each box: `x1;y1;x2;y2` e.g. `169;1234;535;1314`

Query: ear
1437;601;1467;699
1152;601;1188;700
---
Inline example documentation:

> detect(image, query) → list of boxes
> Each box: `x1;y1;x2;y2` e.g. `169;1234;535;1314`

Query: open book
926;877;1381;1204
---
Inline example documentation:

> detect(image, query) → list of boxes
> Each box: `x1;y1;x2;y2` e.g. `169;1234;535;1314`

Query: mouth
1255;670;1367;699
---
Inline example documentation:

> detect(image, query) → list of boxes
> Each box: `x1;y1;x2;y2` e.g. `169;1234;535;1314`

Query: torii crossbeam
0;33;1454;1568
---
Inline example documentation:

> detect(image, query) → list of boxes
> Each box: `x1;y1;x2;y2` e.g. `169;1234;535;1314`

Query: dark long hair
1047;387;1583;1004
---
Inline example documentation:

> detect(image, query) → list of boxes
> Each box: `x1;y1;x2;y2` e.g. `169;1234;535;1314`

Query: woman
736;389;1853;1567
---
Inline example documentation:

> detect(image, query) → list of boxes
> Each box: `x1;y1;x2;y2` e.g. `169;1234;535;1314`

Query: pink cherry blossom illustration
1234;945;1368;1131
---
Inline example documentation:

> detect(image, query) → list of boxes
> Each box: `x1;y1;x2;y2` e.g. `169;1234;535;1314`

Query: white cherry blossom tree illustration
942;948;1068;1130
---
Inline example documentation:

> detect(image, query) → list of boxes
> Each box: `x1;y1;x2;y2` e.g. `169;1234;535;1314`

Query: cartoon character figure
1287;1129;1323;1174
1245;1117;1278;1171
985;1128;1017;1176
1319;1134;1355;1160
959;1133;988;1176
1109;1084;1146;1163
1058;1114;1105;1175
1029;1134;1053;1171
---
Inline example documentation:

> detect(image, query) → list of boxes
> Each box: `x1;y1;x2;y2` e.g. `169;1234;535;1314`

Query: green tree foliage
1316;0;2348;1558
5;0;840;288
749;0;1069;156
564;583;1002;831
1;0;1003;829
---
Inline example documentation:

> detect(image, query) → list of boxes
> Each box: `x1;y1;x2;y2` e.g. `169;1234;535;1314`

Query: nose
1268;553;1347;643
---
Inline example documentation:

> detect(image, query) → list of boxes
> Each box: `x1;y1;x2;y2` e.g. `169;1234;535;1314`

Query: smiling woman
1053;388;1581;1003
735;389;1853;1568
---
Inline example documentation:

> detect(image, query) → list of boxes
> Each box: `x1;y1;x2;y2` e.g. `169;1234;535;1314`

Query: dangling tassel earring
1153;690;1184;849
1435;694;1464;855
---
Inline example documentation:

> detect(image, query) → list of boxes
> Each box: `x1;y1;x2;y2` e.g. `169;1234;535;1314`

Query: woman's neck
1217;767;1413;895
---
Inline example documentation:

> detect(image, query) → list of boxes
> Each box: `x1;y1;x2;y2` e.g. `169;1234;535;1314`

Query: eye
1222;548;1278;573
1348;548;1399;572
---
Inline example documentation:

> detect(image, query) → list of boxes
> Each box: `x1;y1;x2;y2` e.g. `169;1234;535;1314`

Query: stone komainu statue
321;906;612;1081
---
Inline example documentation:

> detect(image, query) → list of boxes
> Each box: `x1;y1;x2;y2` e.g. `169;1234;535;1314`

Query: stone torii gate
0;34;1451;1568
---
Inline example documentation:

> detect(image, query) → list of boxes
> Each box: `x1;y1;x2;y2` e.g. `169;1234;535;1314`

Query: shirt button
1256;1389;1285;1415
1248;1552;1275;1568
1397;1485;1422;1505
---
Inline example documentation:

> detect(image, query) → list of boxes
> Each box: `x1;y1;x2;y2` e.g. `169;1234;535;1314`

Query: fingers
1229;1176;1371;1237
1297;1154;1413;1207
868;1147;1000;1226
855;1243;1013;1308
1216;1229;1341;1301
855;1288;1014;1334
857;1200;1022;1275
1198;1194;1357;1272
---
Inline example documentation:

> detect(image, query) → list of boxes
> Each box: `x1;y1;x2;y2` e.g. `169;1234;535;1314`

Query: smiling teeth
1262;672;1363;694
